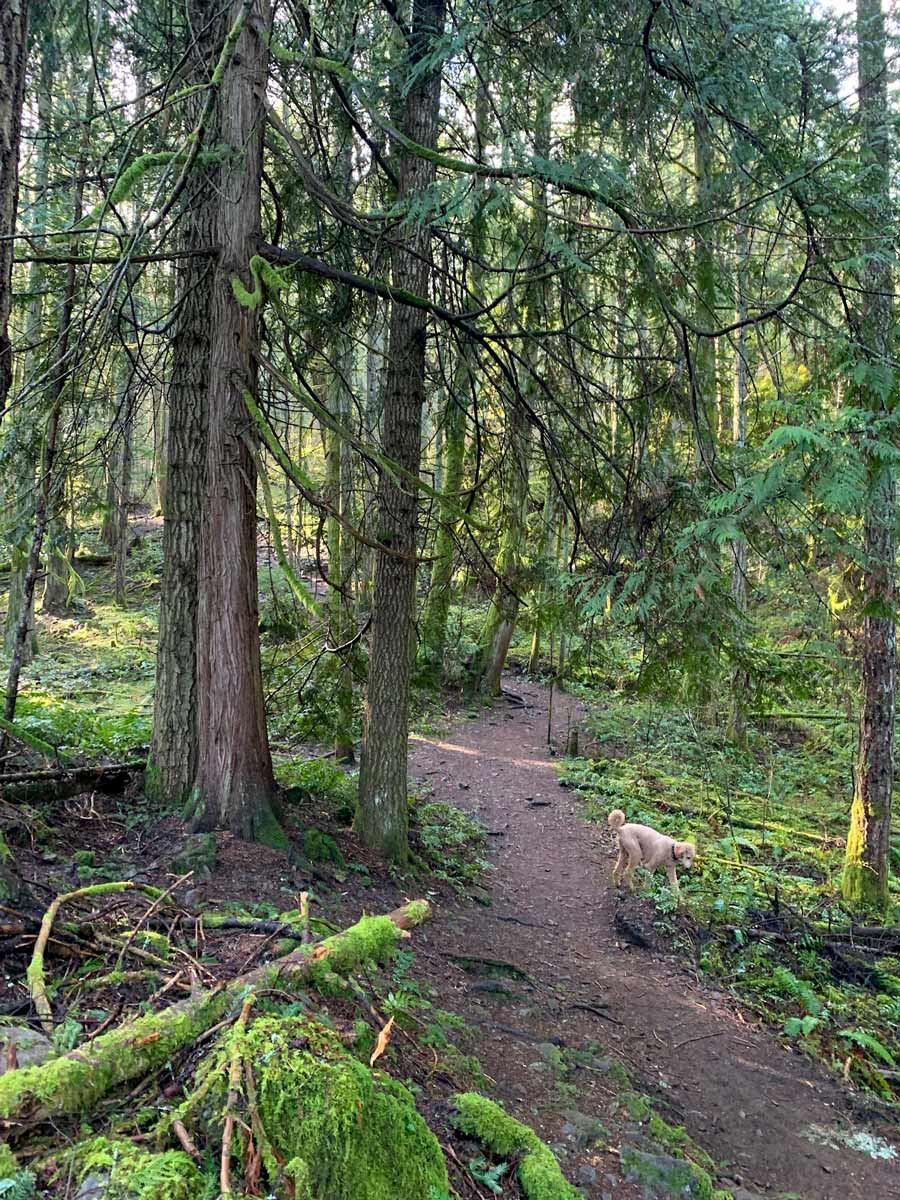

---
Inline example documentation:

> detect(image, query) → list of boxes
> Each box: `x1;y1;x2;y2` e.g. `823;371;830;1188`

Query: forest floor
410;674;900;1200
3;542;900;1197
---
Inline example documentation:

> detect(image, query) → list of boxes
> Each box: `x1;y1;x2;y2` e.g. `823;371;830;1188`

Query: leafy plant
468;1156;509;1195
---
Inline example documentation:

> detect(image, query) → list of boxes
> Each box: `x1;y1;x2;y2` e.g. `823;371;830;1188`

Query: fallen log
0;899;431;1134
0;759;146;787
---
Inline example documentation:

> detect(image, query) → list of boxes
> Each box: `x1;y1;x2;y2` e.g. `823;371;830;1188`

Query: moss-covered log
451;1092;580;1200
0;900;432;1134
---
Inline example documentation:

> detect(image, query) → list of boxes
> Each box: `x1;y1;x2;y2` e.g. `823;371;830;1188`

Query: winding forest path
412;676;900;1200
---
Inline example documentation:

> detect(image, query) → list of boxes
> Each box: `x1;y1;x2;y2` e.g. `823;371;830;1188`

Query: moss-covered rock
74;1139;204;1200
451;1092;580;1200
220;1015;448;1199
620;1146;731;1200
169;834;217;880
303;828;345;865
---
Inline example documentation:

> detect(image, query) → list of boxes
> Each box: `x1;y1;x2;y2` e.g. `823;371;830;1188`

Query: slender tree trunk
0;0;29;419
4;18;52;662
356;0;446;863
527;484;558;675
472;90;551;695
114;361;136;608
419;382;467;684
326;312;356;762
1;259;76;749
359;296;386;611
728;221;750;746
693;110;718;459
192;0;279;842
474;403;530;695
842;0;895;911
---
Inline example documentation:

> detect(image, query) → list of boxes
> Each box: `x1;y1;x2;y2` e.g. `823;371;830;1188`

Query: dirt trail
412;676;900;1199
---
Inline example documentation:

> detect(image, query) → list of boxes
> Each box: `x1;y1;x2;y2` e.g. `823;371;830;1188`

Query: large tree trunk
842;0;895;911
0;0;29;419
356;0;447;863
148;3;218;808
192;0;278;841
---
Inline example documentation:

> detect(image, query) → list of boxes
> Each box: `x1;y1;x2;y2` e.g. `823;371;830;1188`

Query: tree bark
842;0;895;911
149;2;219;808
3;15;53;664
192;0;278;841
356;0;447;863
0;0;29;419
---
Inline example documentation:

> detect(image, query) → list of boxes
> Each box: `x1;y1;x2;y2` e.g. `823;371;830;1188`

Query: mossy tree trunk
193;0;279;841
3;15;52;664
842;0;895;911
1;65;89;743
0;0;29;419
356;0;447;863
148;0;218;808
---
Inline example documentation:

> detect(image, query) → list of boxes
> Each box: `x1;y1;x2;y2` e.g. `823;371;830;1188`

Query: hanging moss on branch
0;901;432;1133
230;253;287;310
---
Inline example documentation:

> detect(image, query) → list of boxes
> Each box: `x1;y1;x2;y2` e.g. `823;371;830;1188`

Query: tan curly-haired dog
608;809;696;900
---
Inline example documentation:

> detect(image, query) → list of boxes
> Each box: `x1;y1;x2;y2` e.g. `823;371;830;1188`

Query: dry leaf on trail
370;1016;395;1067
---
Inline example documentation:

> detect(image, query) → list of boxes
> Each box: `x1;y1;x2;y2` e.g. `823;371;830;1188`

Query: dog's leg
613;849;625;886
625;852;639;891
666;863;681;902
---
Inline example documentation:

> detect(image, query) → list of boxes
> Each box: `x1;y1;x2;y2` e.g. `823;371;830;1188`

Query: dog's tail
607;808;626;830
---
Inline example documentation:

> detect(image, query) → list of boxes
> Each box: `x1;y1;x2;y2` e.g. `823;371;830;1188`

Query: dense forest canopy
0;0;899;1194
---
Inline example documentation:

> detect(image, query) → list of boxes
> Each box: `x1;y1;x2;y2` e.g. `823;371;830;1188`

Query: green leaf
837;1028;896;1066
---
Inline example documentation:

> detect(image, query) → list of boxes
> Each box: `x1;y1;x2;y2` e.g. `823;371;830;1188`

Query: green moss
303;828;345;865
121;930;170;960
620;1146;730;1200
231;255;286;311
75;1138;205;1200
0;987;230;1122
252;803;290;851
451;1092;579;1200
221;1015;448;1198
622;1090;652;1121
647;1113;716;1173
306;915;405;987
0;1145;18;1176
